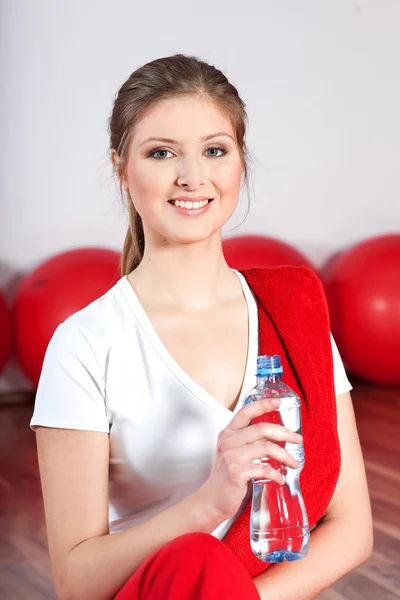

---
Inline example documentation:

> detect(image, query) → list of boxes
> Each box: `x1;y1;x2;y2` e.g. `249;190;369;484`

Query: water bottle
243;354;310;562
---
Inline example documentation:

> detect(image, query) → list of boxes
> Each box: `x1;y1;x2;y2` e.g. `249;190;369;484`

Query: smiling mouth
168;199;214;208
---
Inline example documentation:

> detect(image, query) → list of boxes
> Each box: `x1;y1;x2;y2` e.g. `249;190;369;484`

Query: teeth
172;200;210;209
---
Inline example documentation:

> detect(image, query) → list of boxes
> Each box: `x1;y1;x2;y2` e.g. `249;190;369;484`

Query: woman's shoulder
30;280;130;433
56;276;130;347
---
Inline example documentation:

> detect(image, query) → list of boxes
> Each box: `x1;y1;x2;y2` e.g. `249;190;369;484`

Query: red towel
222;266;340;578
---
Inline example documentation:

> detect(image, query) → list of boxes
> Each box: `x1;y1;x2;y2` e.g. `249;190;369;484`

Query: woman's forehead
133;96;235;142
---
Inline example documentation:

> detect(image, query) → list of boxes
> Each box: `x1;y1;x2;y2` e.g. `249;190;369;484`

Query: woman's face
118;95;244;247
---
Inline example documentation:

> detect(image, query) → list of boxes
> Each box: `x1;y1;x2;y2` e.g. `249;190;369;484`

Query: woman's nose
176;158;206;189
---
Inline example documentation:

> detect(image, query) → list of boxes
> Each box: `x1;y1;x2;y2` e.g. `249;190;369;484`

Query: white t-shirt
30;269;352;540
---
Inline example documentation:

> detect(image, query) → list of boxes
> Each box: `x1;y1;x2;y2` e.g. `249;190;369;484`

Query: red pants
114;532;261;599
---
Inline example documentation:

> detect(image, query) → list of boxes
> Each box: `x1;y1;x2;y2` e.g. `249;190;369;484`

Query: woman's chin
159;225;223;247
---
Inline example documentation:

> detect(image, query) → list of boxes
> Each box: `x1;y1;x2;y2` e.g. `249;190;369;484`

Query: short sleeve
330;332;353;396
30;321;110;433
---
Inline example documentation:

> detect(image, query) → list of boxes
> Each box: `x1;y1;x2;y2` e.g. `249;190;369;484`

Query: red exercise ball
222;235;315;270
322;234;400;386
0;291;12;375
13;247;121;386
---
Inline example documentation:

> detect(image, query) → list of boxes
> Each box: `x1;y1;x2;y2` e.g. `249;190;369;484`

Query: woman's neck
128;251;240;310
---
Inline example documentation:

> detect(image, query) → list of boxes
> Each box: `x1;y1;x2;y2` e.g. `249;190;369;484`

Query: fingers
226;438;301;470
244;462;286;486
218;397;304;491
228;397;282;431
221;420;302;451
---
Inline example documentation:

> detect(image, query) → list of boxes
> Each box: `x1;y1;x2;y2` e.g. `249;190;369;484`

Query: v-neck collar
118;269;258;420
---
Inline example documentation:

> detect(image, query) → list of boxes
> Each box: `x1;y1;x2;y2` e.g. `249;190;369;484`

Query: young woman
30;54;373;600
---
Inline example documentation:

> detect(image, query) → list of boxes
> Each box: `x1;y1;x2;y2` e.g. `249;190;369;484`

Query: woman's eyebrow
139;132;234;147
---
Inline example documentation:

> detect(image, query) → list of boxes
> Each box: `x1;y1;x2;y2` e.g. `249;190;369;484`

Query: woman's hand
199;397;303;522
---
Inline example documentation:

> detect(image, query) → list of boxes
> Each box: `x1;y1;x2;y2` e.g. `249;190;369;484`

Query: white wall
1;0;399;391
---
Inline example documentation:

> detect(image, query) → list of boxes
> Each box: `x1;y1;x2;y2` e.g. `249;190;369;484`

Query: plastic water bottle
243;355;310;562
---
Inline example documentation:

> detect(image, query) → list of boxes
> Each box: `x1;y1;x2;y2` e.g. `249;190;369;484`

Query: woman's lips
167;199;214;215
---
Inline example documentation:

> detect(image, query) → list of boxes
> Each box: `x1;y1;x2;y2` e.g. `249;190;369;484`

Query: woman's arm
252;391;374;600
36;426;222;600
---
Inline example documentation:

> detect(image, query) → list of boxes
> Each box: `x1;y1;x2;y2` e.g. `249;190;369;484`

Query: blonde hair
108;53;251;275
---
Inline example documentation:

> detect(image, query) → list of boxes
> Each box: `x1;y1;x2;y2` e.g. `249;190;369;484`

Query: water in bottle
243;354;310;562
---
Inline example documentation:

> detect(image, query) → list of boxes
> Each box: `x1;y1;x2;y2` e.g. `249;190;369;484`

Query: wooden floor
0;380;399;599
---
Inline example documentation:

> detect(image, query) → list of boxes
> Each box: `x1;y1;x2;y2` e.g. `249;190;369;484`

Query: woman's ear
111;149;120;177
111;149;128;192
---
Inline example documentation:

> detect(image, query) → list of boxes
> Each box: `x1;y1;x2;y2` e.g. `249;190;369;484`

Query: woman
30;54;373;600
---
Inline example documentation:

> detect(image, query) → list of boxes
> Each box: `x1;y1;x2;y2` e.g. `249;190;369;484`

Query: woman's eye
148;146;227;160
149;149;173;159
206;147;227;157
